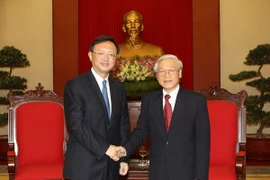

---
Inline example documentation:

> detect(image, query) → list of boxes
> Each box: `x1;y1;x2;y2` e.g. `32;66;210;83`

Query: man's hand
116;146;126;158
106;145;120;161
106;145;126;161
119;162;129;176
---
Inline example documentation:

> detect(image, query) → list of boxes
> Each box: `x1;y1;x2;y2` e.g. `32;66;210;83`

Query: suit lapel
87;71;111;125
170;88;185;131
88;71;105;104
152;91;167;135
108;78;116;124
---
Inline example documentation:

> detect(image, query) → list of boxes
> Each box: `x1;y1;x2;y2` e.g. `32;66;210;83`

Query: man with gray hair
118;54;210;180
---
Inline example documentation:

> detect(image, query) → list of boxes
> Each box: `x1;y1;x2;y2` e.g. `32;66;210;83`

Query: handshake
106;145;127;161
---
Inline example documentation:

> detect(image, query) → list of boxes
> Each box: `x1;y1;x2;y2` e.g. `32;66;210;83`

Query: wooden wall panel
53;0;79;96
192;0;220;91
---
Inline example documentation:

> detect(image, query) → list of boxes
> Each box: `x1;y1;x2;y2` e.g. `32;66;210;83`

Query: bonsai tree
0;46;30;128
229;44;270;138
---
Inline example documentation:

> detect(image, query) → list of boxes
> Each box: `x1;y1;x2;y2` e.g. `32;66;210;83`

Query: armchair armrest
235;142;246;180
8;142;15;179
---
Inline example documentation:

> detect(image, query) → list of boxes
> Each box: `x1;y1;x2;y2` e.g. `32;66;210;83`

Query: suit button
166;141;168;145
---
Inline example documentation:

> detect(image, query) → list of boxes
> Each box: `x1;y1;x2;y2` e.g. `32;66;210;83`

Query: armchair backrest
198;86;247;166
8;83;68;167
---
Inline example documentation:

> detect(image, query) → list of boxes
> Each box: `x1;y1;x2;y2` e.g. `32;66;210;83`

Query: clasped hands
106;145;126;161
106;145;128;176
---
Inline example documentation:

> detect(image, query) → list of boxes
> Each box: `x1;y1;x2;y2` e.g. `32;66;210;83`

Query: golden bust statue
118;10;164;58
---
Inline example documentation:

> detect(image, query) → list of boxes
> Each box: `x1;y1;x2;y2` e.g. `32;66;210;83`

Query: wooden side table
119;159;149;180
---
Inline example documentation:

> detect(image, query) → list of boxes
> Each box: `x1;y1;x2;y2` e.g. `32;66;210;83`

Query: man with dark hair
63;35;130;179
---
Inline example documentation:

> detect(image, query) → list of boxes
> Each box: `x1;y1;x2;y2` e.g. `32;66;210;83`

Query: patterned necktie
102;80;110;119
164;94;172;132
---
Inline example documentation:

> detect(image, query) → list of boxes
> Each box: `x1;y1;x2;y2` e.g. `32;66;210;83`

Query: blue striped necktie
102;80;110;119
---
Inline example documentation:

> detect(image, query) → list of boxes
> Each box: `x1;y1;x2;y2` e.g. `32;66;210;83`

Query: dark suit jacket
124;88;210;180
63;70;130;180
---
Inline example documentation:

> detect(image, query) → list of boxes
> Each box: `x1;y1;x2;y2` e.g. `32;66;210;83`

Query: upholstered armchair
7;83;68;180
198;85;247;180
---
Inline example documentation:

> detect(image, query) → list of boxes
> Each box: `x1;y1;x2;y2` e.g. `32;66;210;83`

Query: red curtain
79;0;193;90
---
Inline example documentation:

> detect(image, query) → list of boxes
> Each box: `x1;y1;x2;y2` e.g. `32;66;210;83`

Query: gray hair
153;54;183;72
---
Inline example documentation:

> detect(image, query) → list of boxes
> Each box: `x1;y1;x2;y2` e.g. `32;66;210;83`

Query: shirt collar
91;68;109;82
162;85;180;98
91;68;109;90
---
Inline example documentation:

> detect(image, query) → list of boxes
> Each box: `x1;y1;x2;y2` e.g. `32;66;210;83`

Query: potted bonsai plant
0;46;30;131
229;43;270;160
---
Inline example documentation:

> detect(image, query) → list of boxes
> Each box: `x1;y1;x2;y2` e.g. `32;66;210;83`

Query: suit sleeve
194;95;210;179
124;96;149;158
119;90;131;163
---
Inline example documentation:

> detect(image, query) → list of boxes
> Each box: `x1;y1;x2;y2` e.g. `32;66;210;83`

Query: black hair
89;35;120;54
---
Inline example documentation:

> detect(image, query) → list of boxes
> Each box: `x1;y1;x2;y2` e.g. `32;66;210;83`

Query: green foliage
246;78;270;92
0;113;8;127
111;55;162;97
229;44;270;137
229;71;258;81
0;71;9;78
0;76;27;89
0;97;9;104
0;46;30;128
123;79;162;97
245;44;270;65
11;90;24;95
0;46;30;68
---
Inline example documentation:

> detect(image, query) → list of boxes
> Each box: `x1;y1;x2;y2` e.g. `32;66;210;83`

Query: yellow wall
0;0;53;90
0;0;52;135
220;0;270;133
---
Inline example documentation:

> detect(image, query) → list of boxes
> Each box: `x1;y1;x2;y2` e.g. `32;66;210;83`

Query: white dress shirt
91;68;112;116
162;85;180;112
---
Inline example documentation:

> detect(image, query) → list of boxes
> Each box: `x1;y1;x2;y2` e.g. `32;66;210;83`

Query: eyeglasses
157;69;179;77
92;51;116;59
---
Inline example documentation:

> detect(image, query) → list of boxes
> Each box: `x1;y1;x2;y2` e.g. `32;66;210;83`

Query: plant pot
246;134;270;160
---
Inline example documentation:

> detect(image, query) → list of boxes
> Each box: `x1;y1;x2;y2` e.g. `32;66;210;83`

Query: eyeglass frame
156;68;180;77
92;51;117;59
